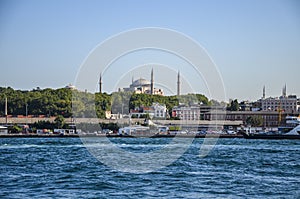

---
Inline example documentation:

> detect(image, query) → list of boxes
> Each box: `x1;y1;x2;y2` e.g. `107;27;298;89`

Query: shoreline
0;133;243;138
0;133;299;139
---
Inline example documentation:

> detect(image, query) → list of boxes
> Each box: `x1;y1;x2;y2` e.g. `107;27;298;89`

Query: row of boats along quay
0;115;300;139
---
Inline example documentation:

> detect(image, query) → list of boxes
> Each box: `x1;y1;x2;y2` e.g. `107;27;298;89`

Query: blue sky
0;0;299;101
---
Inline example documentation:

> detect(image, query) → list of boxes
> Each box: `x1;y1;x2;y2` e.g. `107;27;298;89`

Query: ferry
278;116;300;135
243;116;300;139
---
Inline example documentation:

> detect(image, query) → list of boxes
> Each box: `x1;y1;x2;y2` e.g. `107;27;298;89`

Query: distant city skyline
0;0;299;101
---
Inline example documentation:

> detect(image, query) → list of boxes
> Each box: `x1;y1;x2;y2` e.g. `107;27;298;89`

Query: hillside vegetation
0;87;211;119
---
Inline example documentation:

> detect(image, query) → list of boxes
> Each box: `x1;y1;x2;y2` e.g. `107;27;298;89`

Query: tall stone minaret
177;71;180;97
150;68;154;95
282;84;287;97
262;85;265;99
99;73;102;94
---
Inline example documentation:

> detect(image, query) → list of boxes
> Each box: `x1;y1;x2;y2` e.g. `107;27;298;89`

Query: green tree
54;115;65;129
140;113;150;119
228;99;239;111
0;87;217;121
8;125;22;134
95;93;112;118
32;120;55;130
246;115;263;127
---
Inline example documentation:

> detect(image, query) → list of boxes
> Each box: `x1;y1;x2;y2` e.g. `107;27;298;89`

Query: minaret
262;85;265;99
99;73;102;94
150;68;154;95
282;84;286;97
177;71;180;97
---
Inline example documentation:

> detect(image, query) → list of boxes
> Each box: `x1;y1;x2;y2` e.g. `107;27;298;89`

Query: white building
130;102;167;119
261;96;298;113
172;105;201;120
152;103;167;118
260;85;298;113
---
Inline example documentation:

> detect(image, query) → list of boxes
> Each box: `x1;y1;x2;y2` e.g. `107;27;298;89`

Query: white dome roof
131;78;150;86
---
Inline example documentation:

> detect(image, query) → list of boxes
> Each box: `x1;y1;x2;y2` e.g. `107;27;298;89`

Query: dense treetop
0;87;214;119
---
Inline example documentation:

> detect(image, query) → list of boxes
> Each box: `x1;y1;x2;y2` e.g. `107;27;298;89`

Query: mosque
122;77;164;95
119;69;164;95
100;68;181;96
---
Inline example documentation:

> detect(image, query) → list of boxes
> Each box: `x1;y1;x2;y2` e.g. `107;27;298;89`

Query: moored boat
242;116;300;139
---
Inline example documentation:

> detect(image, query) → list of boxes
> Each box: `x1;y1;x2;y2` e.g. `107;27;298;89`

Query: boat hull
243;134;300;140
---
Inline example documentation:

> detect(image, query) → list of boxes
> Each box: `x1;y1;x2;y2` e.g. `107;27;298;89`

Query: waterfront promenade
0;133;244;138
0;117;242;126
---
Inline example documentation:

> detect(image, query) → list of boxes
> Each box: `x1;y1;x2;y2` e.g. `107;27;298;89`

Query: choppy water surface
0;138;299;198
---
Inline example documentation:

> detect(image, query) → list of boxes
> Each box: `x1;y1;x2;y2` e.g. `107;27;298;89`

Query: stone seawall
0;117;242;126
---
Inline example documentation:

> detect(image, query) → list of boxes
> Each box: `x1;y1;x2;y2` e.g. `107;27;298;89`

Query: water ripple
0;138;299;198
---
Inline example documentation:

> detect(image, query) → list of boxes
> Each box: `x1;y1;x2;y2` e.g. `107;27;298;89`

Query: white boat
243;116;300;139
279;116;300;135
0;126;8;135
118;125;150;136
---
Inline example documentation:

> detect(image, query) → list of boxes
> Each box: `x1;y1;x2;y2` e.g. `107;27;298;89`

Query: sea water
0;138;299;198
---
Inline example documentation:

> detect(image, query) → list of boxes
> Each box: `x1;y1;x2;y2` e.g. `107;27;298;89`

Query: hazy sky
0;0;299;101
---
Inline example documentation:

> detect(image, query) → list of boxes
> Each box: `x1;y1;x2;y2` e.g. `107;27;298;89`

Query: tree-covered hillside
0;87;211;118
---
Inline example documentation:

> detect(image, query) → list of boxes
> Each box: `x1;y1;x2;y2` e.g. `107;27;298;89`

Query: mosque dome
65;83;76;90
131;78;150;87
